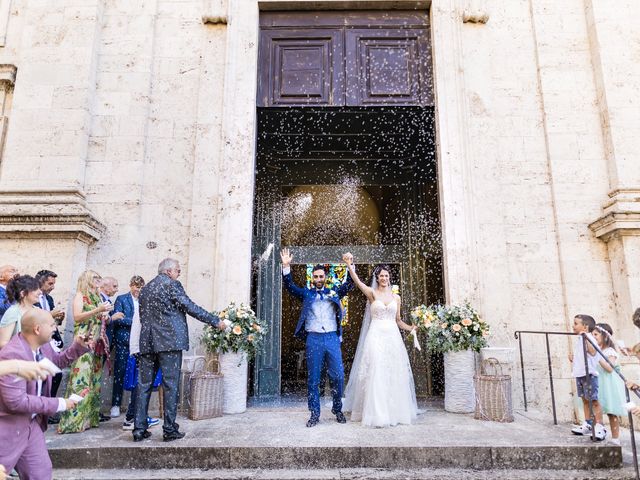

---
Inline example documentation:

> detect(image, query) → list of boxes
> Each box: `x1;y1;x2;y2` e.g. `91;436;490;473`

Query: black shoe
306;415;320;428
99;413;111;422
163;430;186;442
335;411;347;424
133;430;151;442
48;414;60;425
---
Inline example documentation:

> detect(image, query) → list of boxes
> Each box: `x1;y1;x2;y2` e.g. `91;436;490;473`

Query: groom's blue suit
283;268;353;418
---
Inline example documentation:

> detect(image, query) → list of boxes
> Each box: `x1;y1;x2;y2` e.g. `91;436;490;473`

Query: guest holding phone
58;271;113;434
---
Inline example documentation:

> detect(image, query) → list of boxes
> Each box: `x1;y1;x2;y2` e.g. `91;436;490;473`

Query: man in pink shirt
0;308;91;479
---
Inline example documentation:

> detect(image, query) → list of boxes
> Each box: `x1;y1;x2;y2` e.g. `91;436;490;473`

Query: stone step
52;467;637;480
48;444;622;471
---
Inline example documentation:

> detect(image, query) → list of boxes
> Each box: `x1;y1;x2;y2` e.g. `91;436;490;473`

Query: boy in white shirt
569;314;606;440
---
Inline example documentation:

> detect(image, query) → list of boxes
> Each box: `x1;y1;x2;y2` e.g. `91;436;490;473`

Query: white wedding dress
343;297;418;427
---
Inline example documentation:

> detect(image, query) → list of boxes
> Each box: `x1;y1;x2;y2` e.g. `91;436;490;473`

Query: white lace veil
342;273;377;411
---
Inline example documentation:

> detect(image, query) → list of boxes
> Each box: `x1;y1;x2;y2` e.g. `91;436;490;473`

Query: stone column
586;0;640;341
209;0;259;308
430;0;481;305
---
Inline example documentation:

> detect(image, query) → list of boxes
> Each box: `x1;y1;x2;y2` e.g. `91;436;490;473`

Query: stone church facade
0;0;638;420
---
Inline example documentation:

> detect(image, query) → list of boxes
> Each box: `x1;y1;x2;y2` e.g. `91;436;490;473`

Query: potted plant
201;303;267;414
411;302;490;413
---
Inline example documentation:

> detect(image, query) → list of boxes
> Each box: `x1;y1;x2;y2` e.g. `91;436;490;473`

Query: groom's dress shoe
133;430;151;442
306;415;320;428
335;411;347;424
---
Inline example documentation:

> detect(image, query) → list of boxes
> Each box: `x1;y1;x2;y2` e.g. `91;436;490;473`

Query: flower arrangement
200;303;268;357
410;302;489;353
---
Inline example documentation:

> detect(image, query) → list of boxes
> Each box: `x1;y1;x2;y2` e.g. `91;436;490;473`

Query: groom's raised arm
281;248;306;298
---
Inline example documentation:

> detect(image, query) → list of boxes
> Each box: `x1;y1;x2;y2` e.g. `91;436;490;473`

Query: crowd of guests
0;259;223;480
1;260;640;478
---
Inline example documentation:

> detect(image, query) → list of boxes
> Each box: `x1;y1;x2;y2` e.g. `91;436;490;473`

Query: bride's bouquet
410;302;489;353
200;303;268;357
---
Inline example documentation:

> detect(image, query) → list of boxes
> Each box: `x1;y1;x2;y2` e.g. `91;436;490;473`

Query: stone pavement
47;399;631;479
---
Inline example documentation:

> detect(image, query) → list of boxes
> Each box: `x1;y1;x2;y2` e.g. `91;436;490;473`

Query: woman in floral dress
58;271;113;433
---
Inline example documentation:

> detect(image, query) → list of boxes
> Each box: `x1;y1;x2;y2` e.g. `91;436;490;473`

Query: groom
280;248;354;427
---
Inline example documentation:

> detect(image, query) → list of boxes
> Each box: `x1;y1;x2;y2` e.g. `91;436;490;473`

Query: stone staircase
47;404;631;480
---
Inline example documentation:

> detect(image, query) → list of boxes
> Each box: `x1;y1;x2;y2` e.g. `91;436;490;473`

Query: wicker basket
188;357;224;420
474;357;514;423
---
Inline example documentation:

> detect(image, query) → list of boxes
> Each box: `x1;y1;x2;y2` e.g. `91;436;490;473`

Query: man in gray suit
133;258;224;442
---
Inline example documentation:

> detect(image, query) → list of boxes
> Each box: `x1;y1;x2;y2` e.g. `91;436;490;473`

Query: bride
341;253;419;427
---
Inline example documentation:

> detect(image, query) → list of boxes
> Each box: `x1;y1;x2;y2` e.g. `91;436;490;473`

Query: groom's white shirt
282;266;337;334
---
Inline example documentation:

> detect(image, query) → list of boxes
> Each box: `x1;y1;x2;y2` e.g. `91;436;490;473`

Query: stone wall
0;0;637;420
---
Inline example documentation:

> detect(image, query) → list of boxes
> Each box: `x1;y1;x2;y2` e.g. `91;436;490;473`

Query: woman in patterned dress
58;271;113;433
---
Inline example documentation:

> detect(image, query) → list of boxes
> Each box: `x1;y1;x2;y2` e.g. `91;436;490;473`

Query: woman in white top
0;275;40;348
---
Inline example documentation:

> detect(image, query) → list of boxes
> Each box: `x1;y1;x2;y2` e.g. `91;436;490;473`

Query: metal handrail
515;329;640;480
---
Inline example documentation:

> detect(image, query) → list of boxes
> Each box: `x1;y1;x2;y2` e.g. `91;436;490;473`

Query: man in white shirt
111;276;158;430
34;270;66;401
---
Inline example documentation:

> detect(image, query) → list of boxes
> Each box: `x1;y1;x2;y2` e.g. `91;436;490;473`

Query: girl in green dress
58;271;113;434
593;323;626;446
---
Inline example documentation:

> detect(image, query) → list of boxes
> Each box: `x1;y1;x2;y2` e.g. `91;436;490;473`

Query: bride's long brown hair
372;265;391;285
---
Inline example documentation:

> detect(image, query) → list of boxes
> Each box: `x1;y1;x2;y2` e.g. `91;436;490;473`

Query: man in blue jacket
0;265;18;317
280;248;354;427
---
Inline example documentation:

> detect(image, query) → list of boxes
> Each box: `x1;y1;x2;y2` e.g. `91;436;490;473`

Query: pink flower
232;325;242;335
461;318;472;327
452;324;462;332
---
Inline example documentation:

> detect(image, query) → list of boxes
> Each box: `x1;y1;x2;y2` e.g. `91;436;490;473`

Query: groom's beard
313;281;325;290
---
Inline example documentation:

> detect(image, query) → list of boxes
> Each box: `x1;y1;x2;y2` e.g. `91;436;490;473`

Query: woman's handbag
188;357;224;420
123;355;163;391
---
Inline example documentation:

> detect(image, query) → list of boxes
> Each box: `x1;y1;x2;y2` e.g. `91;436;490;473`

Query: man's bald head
0;265;18;286
100;276;119;297
21;308;56;347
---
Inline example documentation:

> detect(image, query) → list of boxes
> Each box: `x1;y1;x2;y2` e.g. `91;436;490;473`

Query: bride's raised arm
342;253;374;303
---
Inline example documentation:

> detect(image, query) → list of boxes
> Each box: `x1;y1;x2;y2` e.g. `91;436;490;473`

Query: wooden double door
258;11;433;108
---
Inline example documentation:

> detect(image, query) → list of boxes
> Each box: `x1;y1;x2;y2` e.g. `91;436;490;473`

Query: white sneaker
109;406;121;418
608;438;621;446
594;423;606;441
571;422;592;435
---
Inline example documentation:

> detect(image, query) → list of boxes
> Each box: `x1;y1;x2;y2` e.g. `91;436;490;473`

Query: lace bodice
370;299;397;323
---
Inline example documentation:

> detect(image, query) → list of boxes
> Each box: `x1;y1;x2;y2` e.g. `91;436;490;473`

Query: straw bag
188;357;224;420
474;357;514;423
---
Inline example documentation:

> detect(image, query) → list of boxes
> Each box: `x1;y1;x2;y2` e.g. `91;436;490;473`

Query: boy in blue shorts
569;314;605;440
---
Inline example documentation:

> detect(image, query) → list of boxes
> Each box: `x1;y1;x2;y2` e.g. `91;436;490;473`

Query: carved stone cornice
0;187;105;244
0;64;16;87
202;0;228;24
589;189;640;242
462;10;489;24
